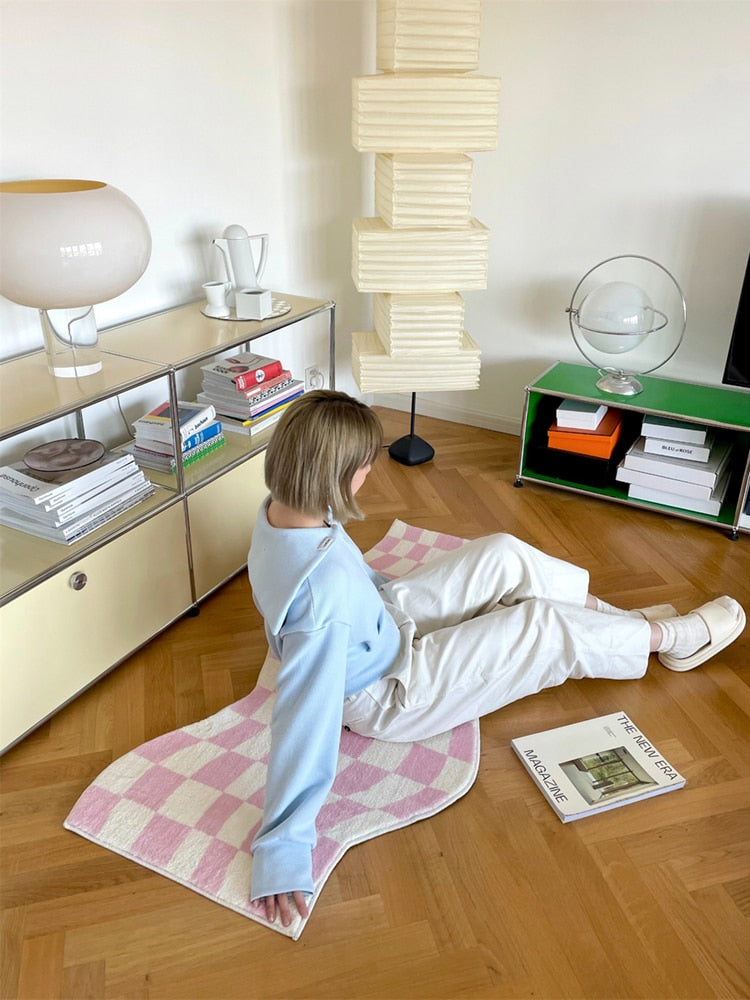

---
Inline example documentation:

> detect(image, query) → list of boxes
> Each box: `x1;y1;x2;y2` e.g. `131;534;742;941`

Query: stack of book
547;400;624;459
125;401;225;474
197;351;304;436
0;444;153;545
616;415;733;515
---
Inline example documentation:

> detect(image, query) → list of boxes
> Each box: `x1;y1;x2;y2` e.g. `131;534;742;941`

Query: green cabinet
516;362;750;538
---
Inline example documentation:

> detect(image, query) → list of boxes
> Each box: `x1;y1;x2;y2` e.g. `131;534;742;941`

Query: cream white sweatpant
342;532;651;742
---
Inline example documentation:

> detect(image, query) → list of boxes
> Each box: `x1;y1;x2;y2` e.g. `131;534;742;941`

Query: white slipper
635;603;678;622
658;597;746;671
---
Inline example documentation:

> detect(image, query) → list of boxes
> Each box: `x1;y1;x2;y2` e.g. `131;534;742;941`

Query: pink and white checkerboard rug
64;520;480;939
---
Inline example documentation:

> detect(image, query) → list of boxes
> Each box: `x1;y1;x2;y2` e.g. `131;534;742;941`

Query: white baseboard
365;392;521;438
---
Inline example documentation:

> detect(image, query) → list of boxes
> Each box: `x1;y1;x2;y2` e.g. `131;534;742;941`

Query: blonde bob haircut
264;390;383;523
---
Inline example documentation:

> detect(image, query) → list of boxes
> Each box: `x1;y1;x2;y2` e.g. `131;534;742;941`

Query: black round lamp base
388;434;434;466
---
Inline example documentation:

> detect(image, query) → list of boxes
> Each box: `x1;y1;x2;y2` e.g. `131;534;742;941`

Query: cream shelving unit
0;294;335;752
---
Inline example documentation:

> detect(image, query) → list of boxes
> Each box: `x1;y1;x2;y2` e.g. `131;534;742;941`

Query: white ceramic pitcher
212;225;268;306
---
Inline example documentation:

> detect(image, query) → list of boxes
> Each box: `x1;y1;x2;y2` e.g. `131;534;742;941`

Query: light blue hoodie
247;497;401;900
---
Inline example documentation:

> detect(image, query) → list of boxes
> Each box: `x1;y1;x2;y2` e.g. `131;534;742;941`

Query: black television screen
722;253;750;389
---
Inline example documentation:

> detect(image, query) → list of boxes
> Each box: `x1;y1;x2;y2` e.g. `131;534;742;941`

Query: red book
200;352;283;391
202;369;293;402
547;410;624;459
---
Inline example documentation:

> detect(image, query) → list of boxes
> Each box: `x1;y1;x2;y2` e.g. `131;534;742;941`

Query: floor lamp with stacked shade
351;0;499;464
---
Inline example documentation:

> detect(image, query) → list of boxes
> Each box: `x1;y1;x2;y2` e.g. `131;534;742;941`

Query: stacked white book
0;441;153;545
616;415;733;515
197;352;303;437
126;400;225;474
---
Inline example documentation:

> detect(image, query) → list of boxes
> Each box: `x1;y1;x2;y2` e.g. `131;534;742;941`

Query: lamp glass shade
0;179;151;308
577;281;654;355
0;179;152;377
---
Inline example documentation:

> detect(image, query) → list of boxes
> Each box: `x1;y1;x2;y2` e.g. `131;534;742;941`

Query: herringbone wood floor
2;407;749;1000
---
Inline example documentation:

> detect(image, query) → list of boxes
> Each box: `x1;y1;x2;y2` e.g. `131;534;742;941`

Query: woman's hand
250;891;310;928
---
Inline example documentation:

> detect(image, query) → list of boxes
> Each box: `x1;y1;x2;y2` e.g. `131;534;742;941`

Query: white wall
0;0;373;391
2;1;748;436
457;0;750;432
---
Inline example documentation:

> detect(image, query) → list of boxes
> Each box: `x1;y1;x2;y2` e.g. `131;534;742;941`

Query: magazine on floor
511;711;686;822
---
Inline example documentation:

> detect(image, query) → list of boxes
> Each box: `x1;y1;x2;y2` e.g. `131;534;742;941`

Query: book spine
247;385;304;417
642;437;712;462
641;418;707;445
0;467;51;503
181;421;223;452
177;405;217;442
238;371;292;400
627;484;722;516
246;394;302;423
233;359;284;390
171;436;226;471
616;466;716;500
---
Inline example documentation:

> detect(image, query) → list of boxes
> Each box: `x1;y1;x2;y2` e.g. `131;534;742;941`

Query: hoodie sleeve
250;614;350;900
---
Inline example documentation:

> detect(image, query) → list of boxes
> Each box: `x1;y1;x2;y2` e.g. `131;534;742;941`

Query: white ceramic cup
235;288;273;320
202;280;230;318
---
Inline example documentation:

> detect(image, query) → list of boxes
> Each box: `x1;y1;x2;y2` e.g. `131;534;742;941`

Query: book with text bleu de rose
555;398;609;430
641;414;708;446
133;401;217;445
642;431;714;463
626;463;732;516
622;436;732;488
511;711;686;822
200;352;283;391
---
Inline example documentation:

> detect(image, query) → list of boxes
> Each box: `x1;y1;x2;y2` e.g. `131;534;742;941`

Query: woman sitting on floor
247;390;745;927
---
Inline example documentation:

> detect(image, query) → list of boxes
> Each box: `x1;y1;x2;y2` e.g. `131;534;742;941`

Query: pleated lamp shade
352;74;500;153
353;330;481;393
352;217;489;293
374;292;465;355
377;0;482;73
375;154;473;229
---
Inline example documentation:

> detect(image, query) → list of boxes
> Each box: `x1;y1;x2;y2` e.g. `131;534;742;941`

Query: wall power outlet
305;365;325;390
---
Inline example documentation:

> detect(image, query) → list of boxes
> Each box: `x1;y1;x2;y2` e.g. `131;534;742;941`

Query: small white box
235;288;273;320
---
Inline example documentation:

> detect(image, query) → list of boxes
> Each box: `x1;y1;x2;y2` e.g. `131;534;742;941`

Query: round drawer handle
69;571;88;591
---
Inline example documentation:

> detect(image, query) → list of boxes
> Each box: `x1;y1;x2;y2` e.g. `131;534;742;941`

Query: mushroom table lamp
0;179;152;377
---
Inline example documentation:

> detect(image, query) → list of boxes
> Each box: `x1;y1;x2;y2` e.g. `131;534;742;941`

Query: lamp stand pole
388;392;435;466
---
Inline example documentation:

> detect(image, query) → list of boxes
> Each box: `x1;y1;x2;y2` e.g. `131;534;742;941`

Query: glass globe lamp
566;255;686;395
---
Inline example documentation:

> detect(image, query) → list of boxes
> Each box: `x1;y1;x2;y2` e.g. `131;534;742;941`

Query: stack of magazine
615;415;732;516
197;351;304;437
0;439;154;545
124;400;225;474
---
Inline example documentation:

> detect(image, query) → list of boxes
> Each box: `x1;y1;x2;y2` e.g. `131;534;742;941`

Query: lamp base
41;307;102;379
48;359;103;378
388;434;435;466
596;371;643;395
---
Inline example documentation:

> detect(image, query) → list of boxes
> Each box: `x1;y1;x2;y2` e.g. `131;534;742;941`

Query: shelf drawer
188;451;267;600
0;504;192;751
